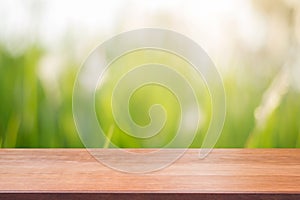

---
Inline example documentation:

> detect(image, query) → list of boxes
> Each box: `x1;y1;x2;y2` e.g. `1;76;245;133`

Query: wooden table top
0;149;299;199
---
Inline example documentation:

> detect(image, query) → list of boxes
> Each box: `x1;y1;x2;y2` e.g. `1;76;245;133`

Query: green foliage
0;45;83;147
0;44;299;148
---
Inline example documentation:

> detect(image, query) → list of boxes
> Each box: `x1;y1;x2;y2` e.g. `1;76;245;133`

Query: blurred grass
95;49;211;148
0;44;83;147
0;43;300;148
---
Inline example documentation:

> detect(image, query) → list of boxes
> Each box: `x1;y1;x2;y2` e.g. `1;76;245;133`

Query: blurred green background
0;0;300;148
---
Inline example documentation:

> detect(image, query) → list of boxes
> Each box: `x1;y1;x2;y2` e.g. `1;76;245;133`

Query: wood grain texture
0;149;300;199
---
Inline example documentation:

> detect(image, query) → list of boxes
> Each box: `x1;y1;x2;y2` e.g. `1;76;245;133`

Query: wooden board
0;149;300;199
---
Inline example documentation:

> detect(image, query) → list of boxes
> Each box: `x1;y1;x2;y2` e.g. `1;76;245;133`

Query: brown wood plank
0;149;300;199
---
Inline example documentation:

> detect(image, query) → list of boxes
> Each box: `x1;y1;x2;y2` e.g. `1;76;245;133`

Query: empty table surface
0;149;299;199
